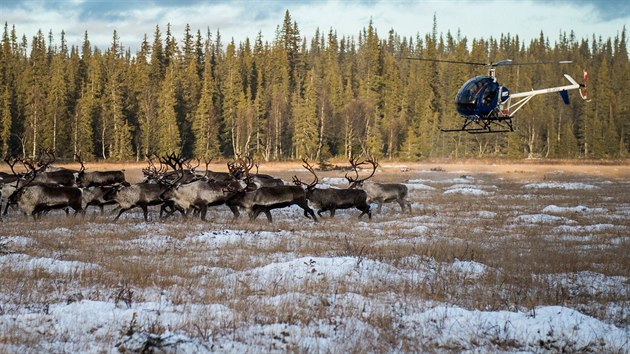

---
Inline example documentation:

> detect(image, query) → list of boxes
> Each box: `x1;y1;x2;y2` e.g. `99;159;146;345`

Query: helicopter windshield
455;76;494;116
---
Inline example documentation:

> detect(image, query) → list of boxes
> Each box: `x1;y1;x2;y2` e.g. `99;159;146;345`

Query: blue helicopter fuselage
455;76;509;119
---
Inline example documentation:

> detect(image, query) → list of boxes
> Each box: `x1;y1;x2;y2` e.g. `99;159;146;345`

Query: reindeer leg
264;210;273;223
301;203;318;222
229;205;240;219
329;208;336;218
358;204;371;219
200;205;208;221
141;204;149;221
248;208;259;221
114;206;134;221
2;201;11;216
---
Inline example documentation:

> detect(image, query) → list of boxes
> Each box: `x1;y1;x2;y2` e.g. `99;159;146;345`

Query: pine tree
292;70;319;160
43;34;69;155
267;41;290;160
357;20;383;158
102;30;132;160
156;62;181;155
381;39;403;159
0;86;11;155
192;39;220;159
24;30;48;158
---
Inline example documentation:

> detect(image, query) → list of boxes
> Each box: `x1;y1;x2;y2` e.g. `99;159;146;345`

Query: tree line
0;11;628;163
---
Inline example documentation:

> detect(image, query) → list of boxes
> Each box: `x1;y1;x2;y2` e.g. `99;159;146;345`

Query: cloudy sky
1;0;628;53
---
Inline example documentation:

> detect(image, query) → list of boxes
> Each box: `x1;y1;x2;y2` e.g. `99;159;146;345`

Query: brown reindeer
298;159;371;219
346;158;411;213
226;159;317;223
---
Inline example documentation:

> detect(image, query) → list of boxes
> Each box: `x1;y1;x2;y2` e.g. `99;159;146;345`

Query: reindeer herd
0;150;412;223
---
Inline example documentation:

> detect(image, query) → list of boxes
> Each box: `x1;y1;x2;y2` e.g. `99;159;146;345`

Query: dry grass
0;160;628;351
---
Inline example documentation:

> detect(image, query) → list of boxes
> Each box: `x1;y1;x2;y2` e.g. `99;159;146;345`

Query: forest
0;11;628;162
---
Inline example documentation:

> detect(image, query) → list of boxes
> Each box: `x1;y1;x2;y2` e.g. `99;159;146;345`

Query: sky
1;0;628;54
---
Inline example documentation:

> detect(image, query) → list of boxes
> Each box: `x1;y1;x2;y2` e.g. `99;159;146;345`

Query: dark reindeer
347;158;412;213
75;154;127;187
226;160;317;223
236;155;284;187
22;153;78;187
198;158;239;182
297;159;371;219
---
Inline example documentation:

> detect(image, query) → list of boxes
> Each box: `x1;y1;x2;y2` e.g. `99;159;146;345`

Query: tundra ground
0;160;628;352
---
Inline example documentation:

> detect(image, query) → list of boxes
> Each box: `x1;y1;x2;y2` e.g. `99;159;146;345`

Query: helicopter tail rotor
579;70;591;102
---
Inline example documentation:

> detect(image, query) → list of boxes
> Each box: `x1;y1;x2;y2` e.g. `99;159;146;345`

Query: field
0;160;629;352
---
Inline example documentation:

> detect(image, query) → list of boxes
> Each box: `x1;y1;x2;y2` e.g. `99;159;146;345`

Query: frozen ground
0;164;628;352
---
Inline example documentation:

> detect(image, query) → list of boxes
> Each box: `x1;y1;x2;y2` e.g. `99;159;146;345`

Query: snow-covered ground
0;167;628;352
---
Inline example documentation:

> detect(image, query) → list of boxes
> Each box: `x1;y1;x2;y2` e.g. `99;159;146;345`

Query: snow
400;305;627;351
523;182;599;190
444;184;493;196
543;205;608;214
0;172;628;353
405;183;435;191
0;254;100;273
320;177;348;185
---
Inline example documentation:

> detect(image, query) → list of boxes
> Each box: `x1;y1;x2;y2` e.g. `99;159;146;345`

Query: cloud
1;0;626;54
554;0;630;21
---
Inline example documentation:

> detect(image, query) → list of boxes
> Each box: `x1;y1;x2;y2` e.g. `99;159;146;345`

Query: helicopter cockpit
455;76;499;118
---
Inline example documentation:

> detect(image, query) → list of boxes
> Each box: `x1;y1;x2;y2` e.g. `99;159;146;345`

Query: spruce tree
156;62;181;155
292;70;318;160
192;39;220;159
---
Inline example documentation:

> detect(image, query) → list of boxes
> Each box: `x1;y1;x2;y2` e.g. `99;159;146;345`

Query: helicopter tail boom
509;74;580;99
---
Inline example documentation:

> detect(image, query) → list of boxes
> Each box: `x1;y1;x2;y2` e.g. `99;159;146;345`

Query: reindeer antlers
302;158;319;187
74;152;85;173
3;154;21;176
345;157;378;185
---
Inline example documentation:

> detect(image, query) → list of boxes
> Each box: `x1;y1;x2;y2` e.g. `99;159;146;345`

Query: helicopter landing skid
440;117;514;134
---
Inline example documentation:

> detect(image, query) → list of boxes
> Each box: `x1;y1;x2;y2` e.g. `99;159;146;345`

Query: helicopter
405;58;589;134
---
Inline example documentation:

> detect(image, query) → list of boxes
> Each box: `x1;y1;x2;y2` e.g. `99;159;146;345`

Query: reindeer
346;158;411;213
102;182;171;221
195;157;237;182
160;179;242;221
226;160;317;223
2;155;64;217
158;158;242;221
1;156;22;216
235;155;284;187
297;159;371;219
75;154;127;187
105;153;189;221
22;154;78;187
81;185;119;214
7;168;83;220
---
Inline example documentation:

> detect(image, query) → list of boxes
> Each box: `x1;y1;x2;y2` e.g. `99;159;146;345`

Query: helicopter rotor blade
400;57;489;66
492;60;573;66
402;57;573;67
491;59;513;67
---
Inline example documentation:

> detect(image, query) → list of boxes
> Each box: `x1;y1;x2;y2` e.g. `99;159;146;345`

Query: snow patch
0;254;99;273
444;184;492;196
543;205;608;214
511;214;575;224
524;182;599;190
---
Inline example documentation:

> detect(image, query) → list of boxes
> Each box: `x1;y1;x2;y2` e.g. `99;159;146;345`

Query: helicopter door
477;82;499;115
455;76;493;117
